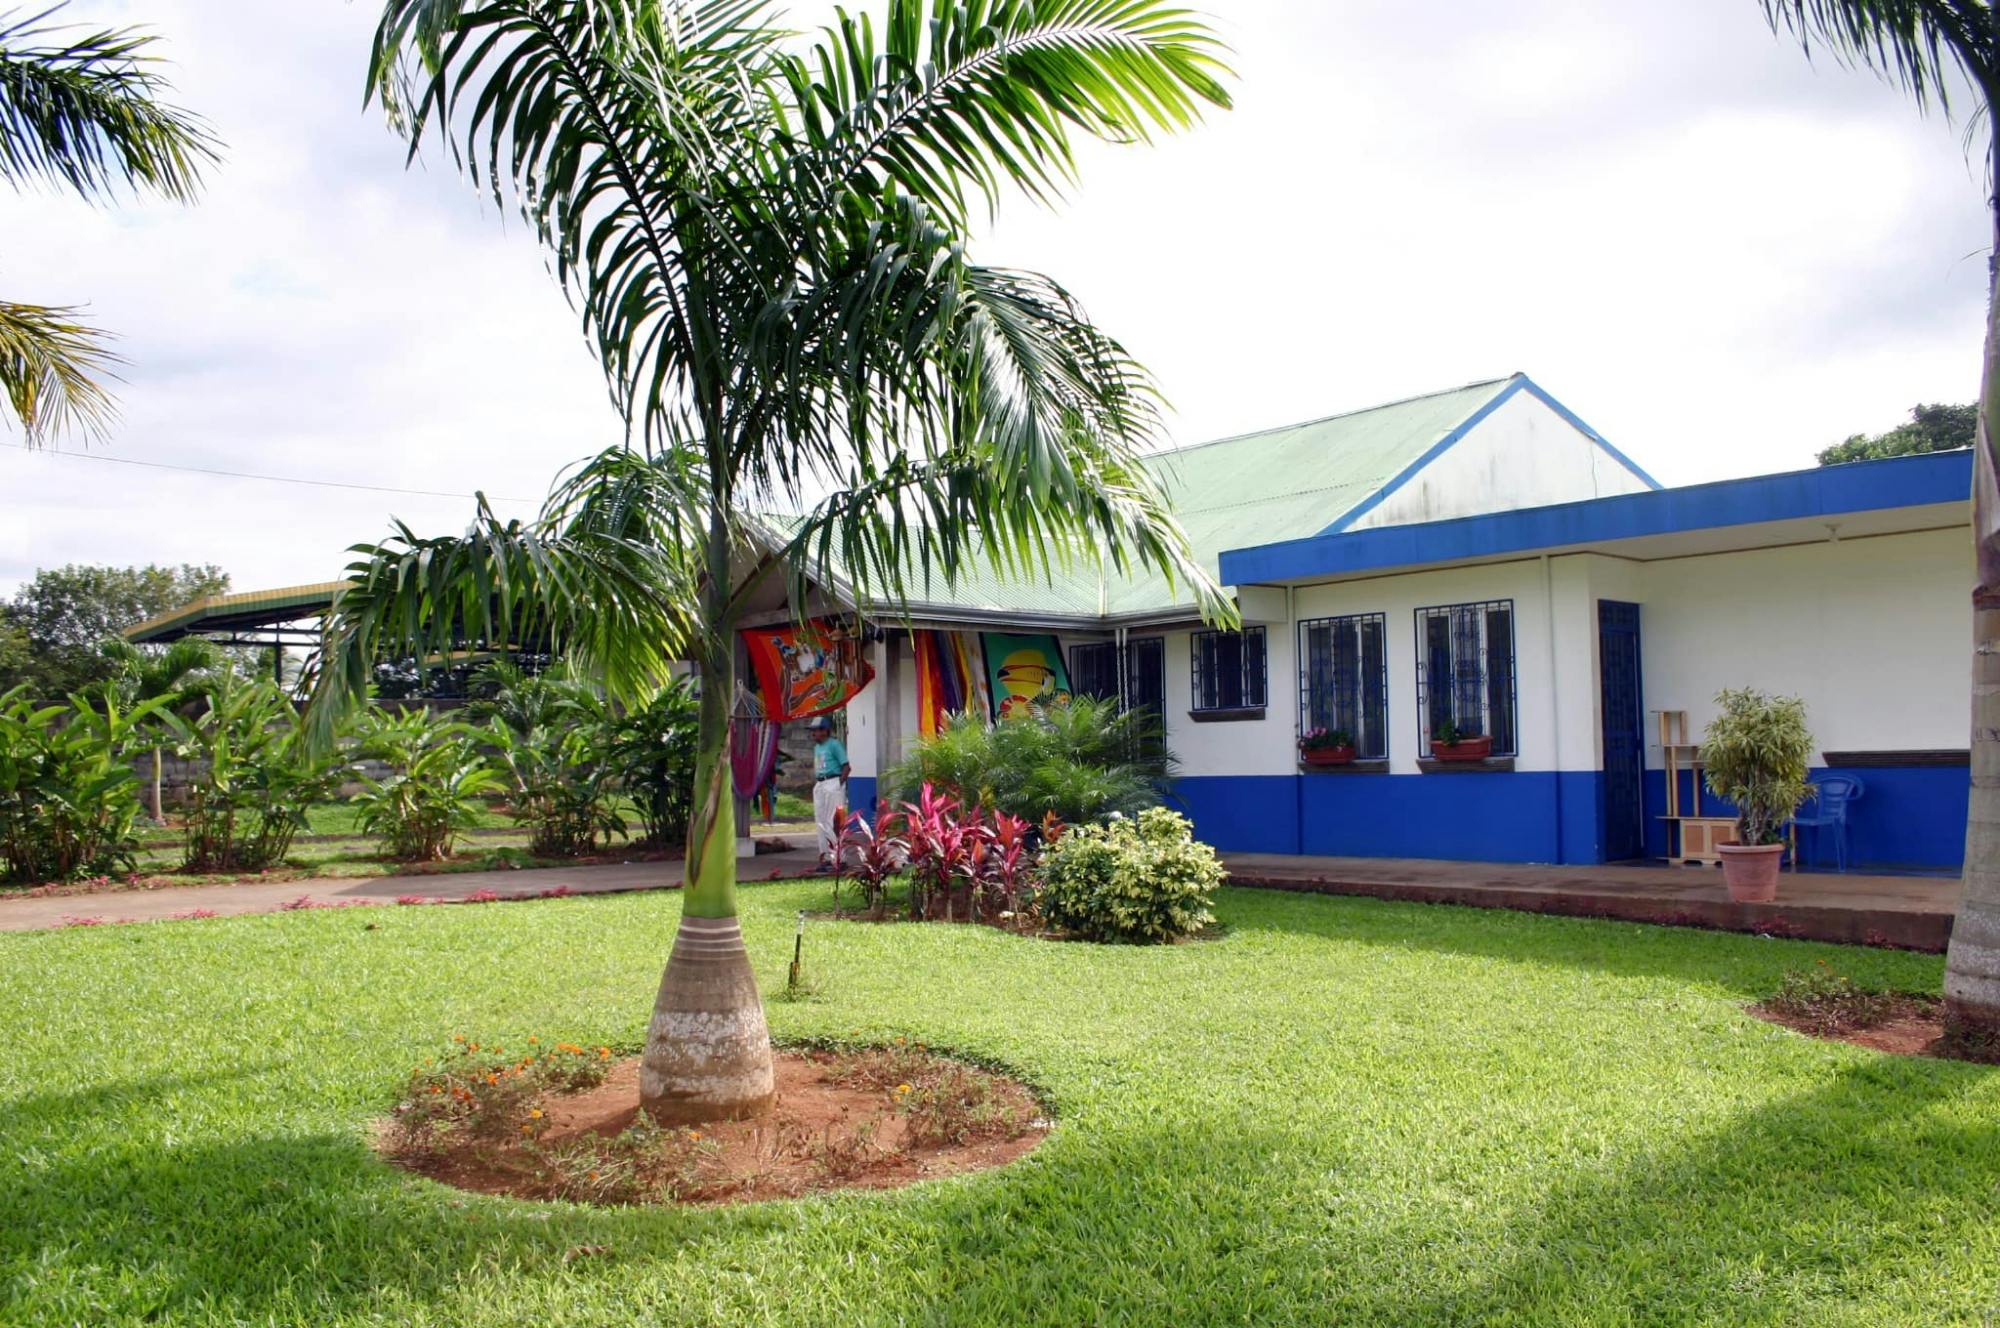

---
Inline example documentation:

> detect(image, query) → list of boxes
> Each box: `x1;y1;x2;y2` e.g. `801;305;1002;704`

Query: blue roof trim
1515;375;1662;491
1319;376;1527;535
1220;449;1972;586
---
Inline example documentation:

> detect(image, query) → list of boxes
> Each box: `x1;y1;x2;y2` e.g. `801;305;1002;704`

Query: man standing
808;714;849;868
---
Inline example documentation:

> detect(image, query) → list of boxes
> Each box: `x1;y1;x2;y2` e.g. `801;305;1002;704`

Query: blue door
1597;601;1645;861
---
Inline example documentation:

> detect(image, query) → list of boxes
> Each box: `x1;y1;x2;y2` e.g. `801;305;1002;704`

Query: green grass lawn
2;885;1995;1326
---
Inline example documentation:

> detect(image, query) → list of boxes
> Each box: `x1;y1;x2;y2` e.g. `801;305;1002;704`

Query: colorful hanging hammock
728;695;781;800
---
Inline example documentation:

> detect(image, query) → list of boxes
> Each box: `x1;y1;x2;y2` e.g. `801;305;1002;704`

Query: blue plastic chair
1791;775;1864;872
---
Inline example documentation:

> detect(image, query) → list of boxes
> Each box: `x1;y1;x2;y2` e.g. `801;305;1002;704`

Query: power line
7;444;538;505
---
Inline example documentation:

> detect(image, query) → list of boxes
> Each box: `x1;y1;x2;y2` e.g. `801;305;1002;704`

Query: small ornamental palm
313;0;1234;1121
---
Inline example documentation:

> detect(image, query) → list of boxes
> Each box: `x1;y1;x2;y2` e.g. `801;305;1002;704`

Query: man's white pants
813;777;843;859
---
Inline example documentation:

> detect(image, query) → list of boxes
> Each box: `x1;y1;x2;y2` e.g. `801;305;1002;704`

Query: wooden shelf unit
1656;709;1735;866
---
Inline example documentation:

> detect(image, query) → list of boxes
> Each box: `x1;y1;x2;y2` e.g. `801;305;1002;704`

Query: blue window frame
1298;613;1388;758
1414;600;1517;755
1190;627;1267;712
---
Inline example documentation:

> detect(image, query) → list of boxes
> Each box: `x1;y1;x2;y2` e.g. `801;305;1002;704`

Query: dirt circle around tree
1749;994;2000;1063
378;1043;1050;1207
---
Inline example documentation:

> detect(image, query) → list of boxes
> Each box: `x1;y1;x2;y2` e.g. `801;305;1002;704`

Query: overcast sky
2;0;1990;596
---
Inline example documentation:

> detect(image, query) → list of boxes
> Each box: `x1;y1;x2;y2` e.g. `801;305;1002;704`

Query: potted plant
1702;688;1814;903
1429;718;1492;762
1299;727;1357;766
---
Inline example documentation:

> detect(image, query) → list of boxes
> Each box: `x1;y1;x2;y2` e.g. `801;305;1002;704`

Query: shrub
160;671;342;871
1763;963;1897;1035
1702;688;1815;846
1038;807;1220;943
491;718;625;857
353;707;502;860
884;696;1173;825
0;686;158;883
604;680;699;847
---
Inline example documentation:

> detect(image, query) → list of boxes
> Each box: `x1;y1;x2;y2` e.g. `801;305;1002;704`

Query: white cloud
2;0;1989;595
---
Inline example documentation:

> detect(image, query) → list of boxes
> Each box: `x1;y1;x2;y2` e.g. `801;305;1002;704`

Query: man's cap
808;715;832;730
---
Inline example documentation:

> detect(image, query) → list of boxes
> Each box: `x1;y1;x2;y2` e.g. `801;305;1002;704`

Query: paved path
0;848;823;932
1223;853;1959;950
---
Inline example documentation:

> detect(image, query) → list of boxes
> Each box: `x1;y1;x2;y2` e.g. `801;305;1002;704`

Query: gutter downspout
1544;554;1566;864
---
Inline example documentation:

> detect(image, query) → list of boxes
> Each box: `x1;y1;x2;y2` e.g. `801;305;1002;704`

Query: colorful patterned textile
912;630;990;737
980;632;1072;721
729;716;781;800
742;619;875;722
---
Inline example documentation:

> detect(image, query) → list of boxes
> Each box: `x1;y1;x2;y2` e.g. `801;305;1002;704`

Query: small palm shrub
0;686;157;883
353;707;502;860
605;680;699;847
161;671;342;871
1039;807;1220;944
1702;688;1814;846
884;697;1172;825
492;717;626;857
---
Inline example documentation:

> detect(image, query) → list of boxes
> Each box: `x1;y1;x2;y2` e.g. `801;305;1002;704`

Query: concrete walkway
0;847;823;932
1223;853;1960;950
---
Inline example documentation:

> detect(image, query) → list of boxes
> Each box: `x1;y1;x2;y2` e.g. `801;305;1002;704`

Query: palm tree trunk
638;498;775;1123
150;745;164;824
1946;131;2000;1049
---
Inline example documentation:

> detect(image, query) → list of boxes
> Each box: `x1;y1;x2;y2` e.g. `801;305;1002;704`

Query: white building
821;374;1971;870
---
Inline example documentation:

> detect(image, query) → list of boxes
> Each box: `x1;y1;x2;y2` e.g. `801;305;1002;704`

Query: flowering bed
379;1037;1045;1206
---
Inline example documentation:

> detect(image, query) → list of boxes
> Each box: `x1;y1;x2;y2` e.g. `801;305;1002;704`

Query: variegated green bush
1702;687;1815;846
1039;806;1220;944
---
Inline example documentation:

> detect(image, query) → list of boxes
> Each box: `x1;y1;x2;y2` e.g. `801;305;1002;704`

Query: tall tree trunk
150;745;164;824
638;499;776;1123
1946;130;2000;1049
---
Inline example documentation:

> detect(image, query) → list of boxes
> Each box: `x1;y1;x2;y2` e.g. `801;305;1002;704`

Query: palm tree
97;635;220;822
0;3;217;444
314;0;1235;1121
1761;1;2000;1047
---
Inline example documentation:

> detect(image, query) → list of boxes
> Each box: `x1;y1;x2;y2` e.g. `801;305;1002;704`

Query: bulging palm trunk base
638;916;775;1124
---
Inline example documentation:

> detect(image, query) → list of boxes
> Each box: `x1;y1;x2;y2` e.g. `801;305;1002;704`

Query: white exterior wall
1590;529;1969;767
1348;390;1654;532
1278;560;1560;774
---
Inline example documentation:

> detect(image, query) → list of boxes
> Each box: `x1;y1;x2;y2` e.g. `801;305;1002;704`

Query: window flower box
1429;735;1493;762
1301;745;1357;767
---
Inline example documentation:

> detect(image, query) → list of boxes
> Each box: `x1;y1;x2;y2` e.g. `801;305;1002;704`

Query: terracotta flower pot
1429;736;1493;762
1301;745;1356;767
1718;842;1784;903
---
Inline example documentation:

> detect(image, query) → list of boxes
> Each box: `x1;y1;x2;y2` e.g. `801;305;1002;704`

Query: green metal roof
835;375;1518;622
124;582;344;643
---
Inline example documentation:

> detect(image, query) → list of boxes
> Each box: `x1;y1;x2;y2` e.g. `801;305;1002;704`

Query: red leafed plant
985;812;1036;919
900;784;996;921
831;808;899;916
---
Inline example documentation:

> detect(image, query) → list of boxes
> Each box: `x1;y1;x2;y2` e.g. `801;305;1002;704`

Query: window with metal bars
1070;643;1121;702
1414;600;1516;754
1298;613;1387;758
1068;639;1164;715
1189;627;1267;713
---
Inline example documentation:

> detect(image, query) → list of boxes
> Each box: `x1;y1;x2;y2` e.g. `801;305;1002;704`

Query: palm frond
1760;0;1998;108
0;3;218;200
0;297;118;444
302;487;700;750
784;0;1230;225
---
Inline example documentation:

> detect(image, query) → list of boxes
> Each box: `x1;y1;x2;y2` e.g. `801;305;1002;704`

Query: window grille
1189;627;1267;712
1070;643;1120;701
1413;600;1517;755
1298;613;1387;758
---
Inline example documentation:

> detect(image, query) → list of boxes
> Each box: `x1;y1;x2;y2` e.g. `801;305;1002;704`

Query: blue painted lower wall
845;776;878;824
1176;763;1966;869
1641;765;1966;871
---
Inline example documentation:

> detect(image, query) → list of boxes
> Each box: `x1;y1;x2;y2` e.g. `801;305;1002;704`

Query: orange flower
429;1085;441;1094
529;1108;543;1119
688;1131;702;1141
521;1124;532;1135
528;1036;539;1045
485;1073;498;1085
895;1083;912;1095
597;1047;611;1059
588;1171;600;1182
